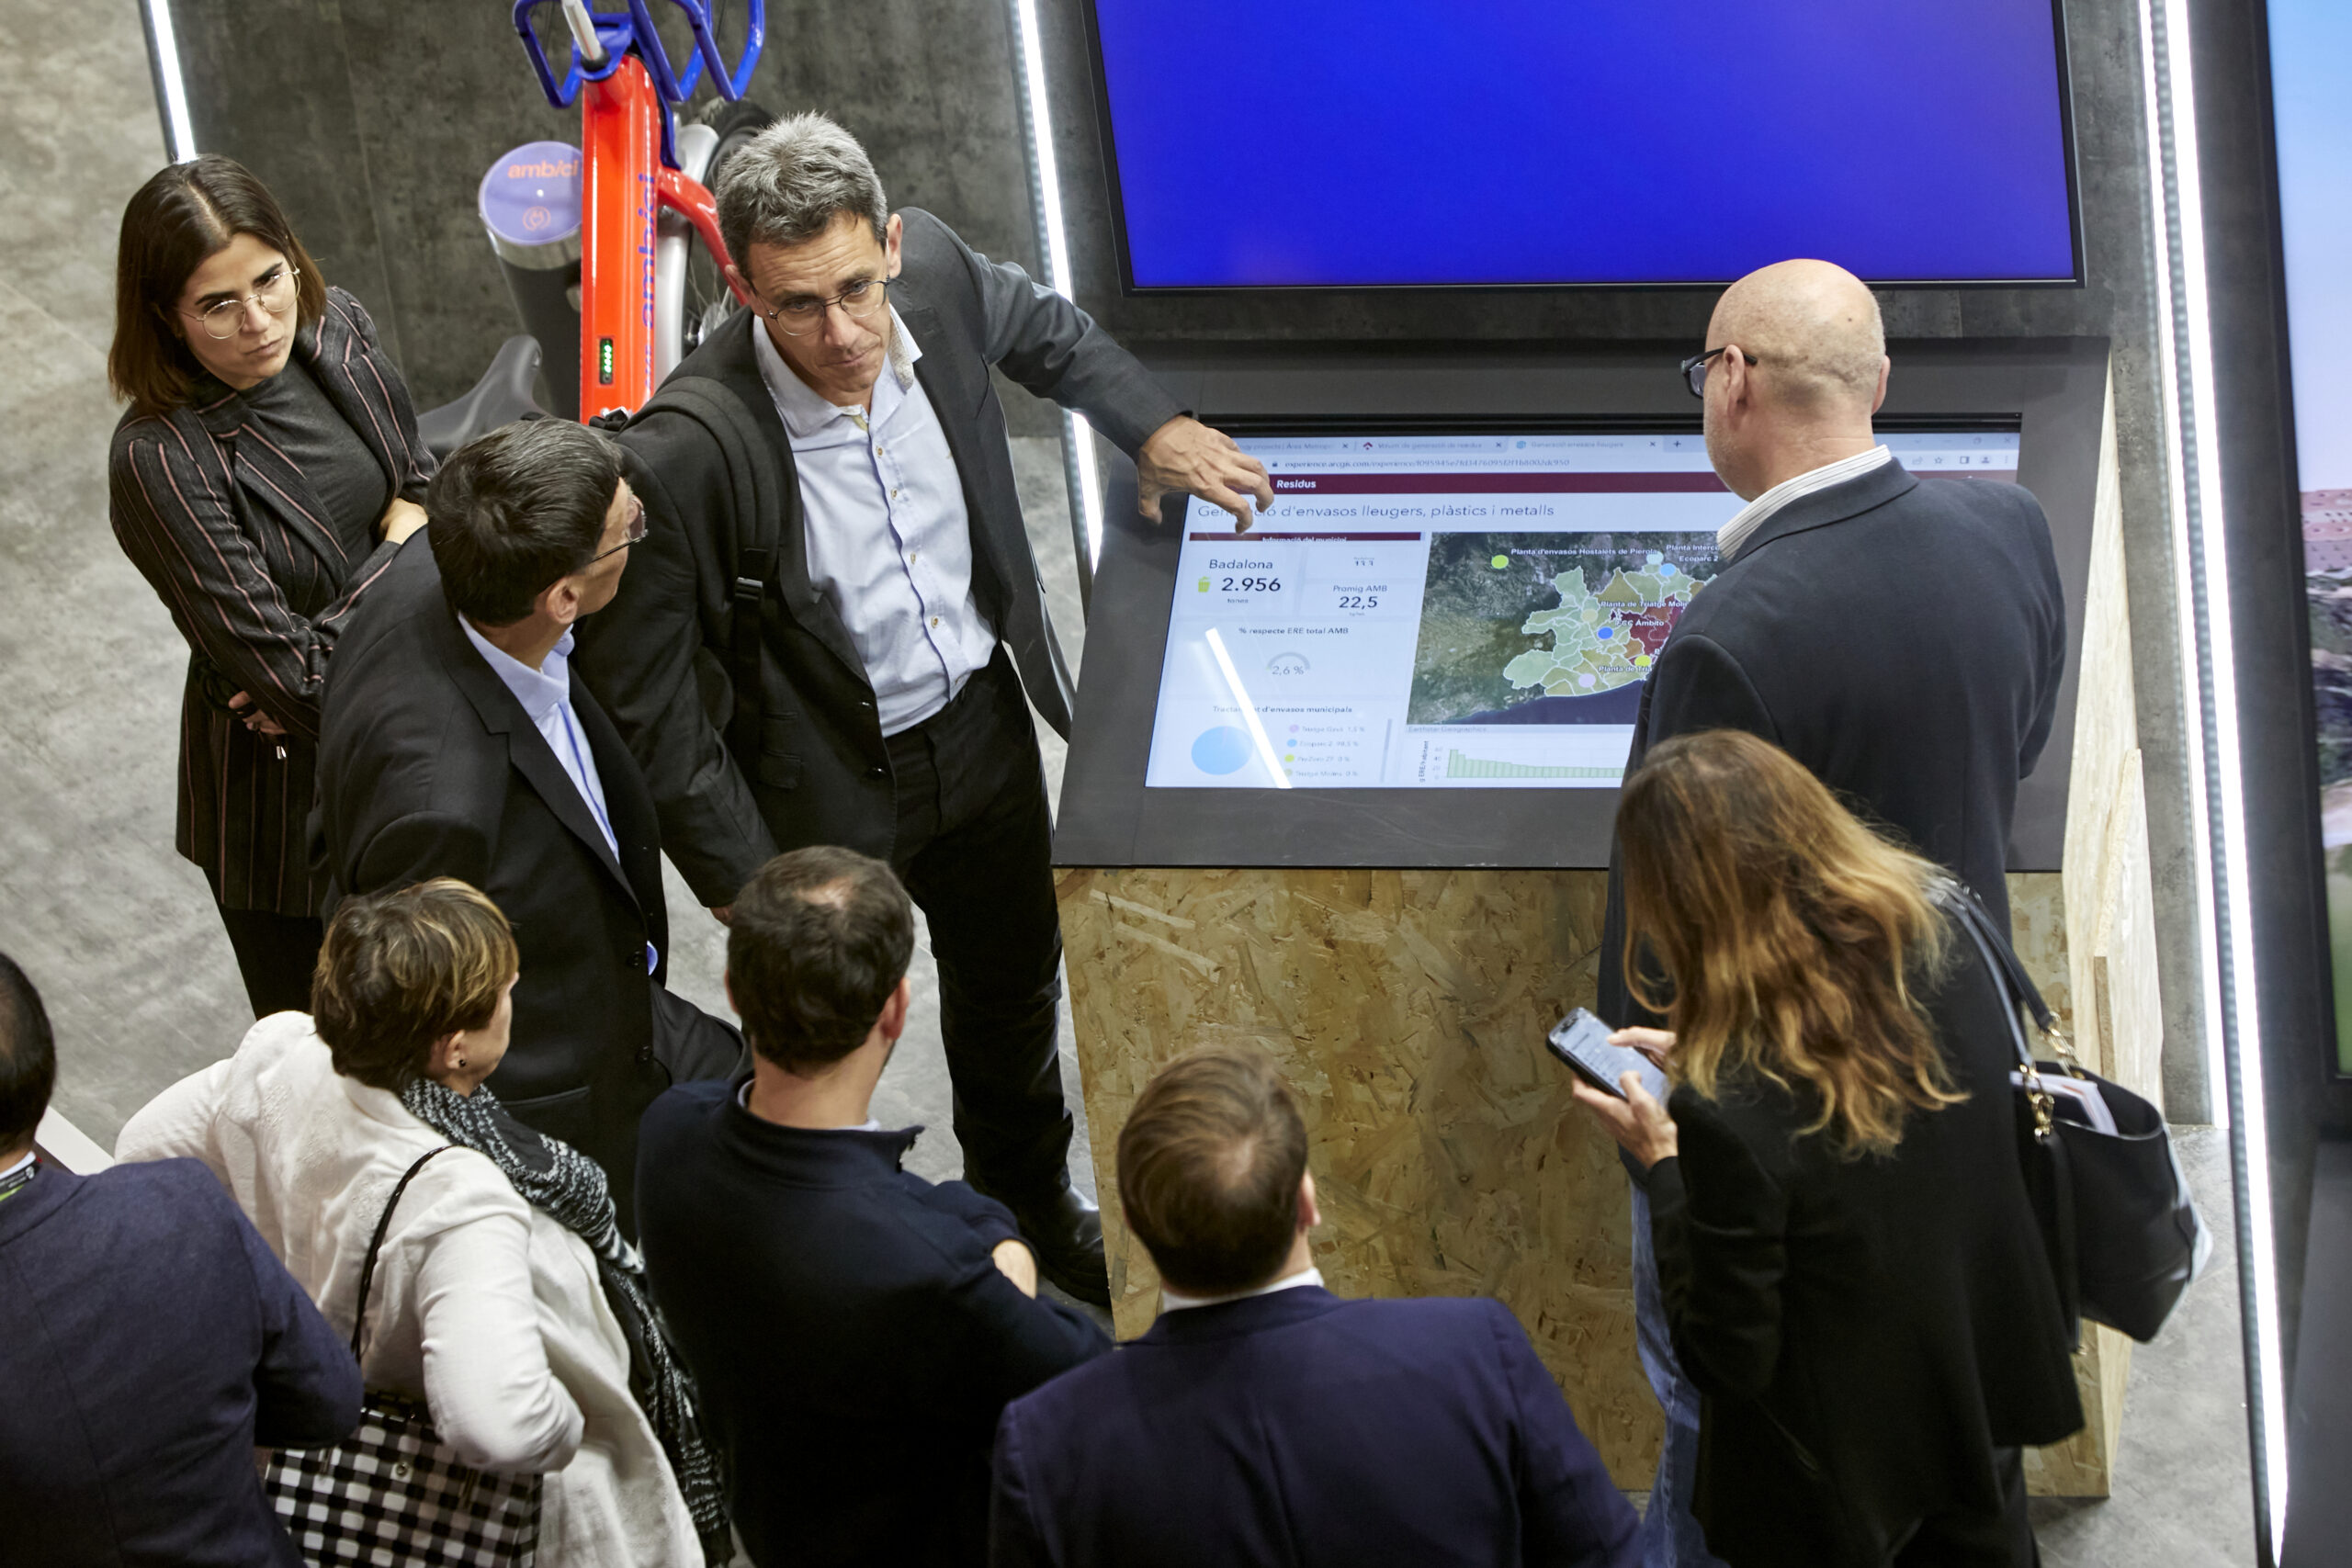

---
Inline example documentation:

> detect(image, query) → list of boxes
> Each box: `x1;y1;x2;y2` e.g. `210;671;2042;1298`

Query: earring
454;1055;468;1070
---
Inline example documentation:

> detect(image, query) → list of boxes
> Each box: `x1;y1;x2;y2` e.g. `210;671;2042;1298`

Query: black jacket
1600;460;2064;1026
313;541;685;1224
991;1286;1638;1568
1645;927;2084;1567
637;1077;1111;1567
0;1158;361;1564
107;288;432;915
571;209;1186;907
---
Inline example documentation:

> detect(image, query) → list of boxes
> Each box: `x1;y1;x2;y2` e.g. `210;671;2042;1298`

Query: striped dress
107;288;433;916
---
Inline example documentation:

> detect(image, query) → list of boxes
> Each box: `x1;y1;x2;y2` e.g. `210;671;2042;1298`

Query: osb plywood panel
1056;865;1662;1483
2062;366;2138;987
2094;753;2164;1110
1060;866;2123;1495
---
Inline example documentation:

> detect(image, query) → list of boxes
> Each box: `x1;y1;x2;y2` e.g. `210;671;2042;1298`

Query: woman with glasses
107;156;435;1016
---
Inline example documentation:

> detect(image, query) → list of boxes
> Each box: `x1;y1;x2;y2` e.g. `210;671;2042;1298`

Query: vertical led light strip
2139;0;2290;1551
1008;0;1108;575
138;0;198;163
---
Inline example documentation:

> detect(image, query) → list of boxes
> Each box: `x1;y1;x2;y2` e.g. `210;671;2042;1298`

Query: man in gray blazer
571;113;1269;1303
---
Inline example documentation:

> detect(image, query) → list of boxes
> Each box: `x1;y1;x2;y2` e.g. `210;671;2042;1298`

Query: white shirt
752;309;997;735
1715;445;1894;560
1160;1265;1326;1314
0;1150;33;1182
732;1079;880;1132
459;620;657;973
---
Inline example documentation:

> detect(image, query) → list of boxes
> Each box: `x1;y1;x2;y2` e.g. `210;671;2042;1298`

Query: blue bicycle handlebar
513;0;763;110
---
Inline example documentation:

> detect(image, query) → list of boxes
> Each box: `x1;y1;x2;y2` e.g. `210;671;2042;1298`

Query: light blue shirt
460;618;656;972
752;309;997;736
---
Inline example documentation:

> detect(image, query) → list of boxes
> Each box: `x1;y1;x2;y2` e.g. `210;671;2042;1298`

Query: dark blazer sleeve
901;1176;1025;1252
1645;632;1779;749
933;1238;1111;1408
1646;1096;1792;1403
346;809;494;899
586;435;778;908
1490;1303;1641;1567
108;419;401;744
989;1400;1056;1568
933;218;1185;457
230;1190;362;1449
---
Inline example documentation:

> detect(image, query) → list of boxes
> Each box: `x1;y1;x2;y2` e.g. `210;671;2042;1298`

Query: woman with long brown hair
1575;729;2081;1567
107;156;434;1015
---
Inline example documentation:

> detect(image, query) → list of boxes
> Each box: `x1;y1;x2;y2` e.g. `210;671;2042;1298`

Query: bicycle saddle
417;334;549;462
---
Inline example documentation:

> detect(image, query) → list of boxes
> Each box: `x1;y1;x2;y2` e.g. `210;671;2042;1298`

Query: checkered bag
264;1147;543;1565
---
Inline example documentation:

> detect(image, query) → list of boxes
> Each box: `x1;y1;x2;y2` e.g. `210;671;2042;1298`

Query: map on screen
1144;431;2020;789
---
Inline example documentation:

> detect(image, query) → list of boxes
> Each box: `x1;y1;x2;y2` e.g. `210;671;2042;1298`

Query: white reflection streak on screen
1204;628;1291;790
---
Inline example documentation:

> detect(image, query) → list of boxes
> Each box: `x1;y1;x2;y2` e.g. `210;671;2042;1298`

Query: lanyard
0;1159;36;1206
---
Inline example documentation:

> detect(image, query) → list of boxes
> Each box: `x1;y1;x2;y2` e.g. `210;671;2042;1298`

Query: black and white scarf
401;1077;729;1558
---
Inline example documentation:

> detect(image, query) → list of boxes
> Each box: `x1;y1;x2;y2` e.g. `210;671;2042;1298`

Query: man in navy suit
989;1049;1638;1568
0;953;360;1563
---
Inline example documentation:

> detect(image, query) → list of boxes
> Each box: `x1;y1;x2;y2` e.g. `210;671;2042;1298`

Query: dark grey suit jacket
1598;459;2065;1027
571;209;1185;906
314;542;733;1229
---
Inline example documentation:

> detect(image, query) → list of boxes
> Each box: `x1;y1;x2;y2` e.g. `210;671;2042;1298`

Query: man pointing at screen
571;112;1270;1305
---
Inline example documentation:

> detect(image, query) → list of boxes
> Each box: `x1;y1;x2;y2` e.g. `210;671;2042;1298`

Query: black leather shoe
1004;1185;1109;1308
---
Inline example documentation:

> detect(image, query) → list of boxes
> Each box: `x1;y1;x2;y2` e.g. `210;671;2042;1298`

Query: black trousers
215;905;324;1019
885;651;1073;1202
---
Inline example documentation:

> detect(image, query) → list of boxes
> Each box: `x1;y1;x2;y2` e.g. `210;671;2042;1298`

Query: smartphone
1545;1008;1668;1102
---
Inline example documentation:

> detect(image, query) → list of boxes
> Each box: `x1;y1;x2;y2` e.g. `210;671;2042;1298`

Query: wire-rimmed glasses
184;265;300;340
751;276;889;337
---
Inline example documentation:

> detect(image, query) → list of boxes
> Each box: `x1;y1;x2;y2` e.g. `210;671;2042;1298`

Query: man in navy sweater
989;1049;1639;1568
0;952;360;1563
637;847;1108;1567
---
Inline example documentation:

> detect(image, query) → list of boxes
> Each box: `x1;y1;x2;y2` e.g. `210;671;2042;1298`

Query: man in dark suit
571;113;1273;1303
989;1049;1639;1568
316;421;738;1231
637;847;1108;1568
0;952;360;1564
1595;259;2066;1566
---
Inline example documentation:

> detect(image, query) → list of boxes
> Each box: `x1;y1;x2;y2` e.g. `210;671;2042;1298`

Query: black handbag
1939;883;2211;1343
263;1145;543;1564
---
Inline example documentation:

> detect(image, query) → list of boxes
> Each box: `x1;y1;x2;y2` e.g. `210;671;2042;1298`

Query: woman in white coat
118;878;726;1564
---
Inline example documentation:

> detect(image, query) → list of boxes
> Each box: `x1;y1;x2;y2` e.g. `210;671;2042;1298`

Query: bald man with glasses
1598;260;2066;1567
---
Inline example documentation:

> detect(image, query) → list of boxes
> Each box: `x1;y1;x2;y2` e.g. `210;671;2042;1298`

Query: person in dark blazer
1577;732;2083;1568
1595;261;2066;1566
314;421;737;1232
637;847;1109;1568
571;113;1274;1304
107;156;434;1015
989;1048;1640;1568
0;951;360;1564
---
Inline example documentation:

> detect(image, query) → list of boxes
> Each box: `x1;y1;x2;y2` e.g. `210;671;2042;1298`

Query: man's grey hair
717;111;889;270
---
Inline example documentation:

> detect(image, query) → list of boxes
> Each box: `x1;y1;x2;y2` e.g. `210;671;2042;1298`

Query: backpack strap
631;376;789;764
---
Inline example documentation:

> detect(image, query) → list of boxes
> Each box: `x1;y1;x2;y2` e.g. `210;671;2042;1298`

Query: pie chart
1192;726;1253;774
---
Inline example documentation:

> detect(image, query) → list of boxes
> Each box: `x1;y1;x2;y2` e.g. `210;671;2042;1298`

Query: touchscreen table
1146;431;2019;790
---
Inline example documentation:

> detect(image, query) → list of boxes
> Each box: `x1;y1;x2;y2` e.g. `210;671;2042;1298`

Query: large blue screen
1089;0;2076;288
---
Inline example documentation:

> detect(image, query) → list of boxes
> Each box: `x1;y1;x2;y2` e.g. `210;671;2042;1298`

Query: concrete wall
157;0;2205;1114
167;0;1051;423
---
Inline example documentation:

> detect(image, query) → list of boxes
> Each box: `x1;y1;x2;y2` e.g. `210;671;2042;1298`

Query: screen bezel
1057;409;2034;870
1075;0;2088;294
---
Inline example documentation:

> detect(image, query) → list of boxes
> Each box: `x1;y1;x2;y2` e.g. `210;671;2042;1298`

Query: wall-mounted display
2275;1;2352;1074
1083;0;2080;288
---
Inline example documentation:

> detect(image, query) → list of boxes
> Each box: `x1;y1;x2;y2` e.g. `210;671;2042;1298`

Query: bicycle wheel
656;97;773;378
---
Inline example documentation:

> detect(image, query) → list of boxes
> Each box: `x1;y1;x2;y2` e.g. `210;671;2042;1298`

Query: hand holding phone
1545;1009;1668;1102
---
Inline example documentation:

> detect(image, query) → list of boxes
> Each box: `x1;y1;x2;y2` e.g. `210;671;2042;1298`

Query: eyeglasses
584;497;647;566
183;265;300;340
1679;345;1760;399
752;276;889;336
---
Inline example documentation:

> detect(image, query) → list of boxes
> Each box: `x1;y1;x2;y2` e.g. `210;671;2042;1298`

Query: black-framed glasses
751;276;889;337
1679;345;1760;399
584;497;647;566
182;264;300;340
